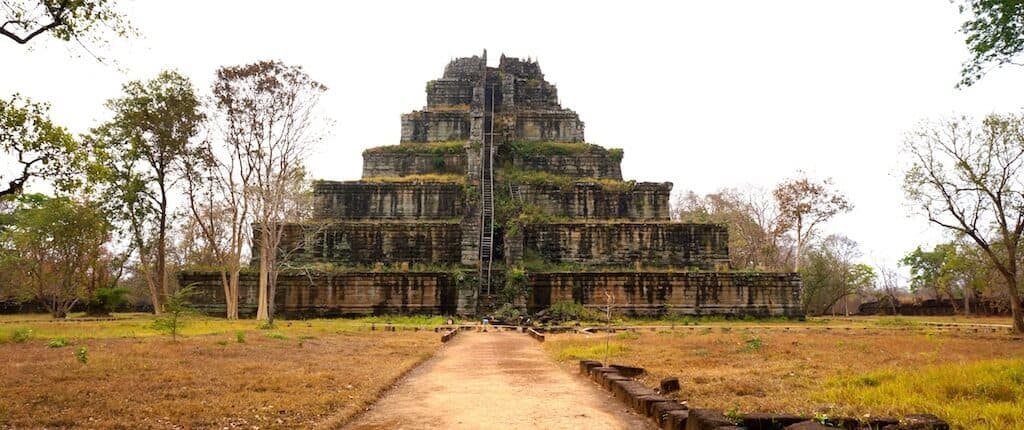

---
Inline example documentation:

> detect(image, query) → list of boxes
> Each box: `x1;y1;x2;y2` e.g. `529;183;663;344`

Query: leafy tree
957;0;1024;87
903;113;1024;333
0;194;110;318
799;234;873;315
774;174;851;272
87;70;203;314
153;285;193;340
1;0;131;46
674;187;789;270
1;95;80;201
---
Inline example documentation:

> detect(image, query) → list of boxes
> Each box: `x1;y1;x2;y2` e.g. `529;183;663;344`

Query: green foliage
46;337;69;348
957;0;1024;87
615;330;640;340
86;287;129;316
363;141;465;156
265;331;287;340
547;300;598;321
500;167;635;192
0;95;81;200
555;342;627;361
0;0;133;45
508;141;605;156
607;148;624;163
901;242;986;303
495;303;522;321
799;235;874;315
743;337;764;352
235;331;246;343
74;346;88;364
10;327;32;343
0;194;110;318
152;286;195;340
501;266;528;304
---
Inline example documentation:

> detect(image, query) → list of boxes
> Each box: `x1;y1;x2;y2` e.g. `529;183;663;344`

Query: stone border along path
342;330;655;430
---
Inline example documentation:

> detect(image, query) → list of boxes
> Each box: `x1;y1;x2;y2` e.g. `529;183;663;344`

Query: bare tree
875;264;903;315
774;173;851;272
212;60;326;323
181;137;252;320
903;113;1024;333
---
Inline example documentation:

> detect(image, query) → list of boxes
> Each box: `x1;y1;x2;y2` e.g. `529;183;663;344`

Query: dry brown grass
0;330;438;429
545;327;1024;420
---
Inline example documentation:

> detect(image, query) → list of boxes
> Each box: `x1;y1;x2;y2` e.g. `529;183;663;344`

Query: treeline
0;63;328;322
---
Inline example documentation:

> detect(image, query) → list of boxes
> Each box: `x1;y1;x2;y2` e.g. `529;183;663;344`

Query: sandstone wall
362;151;467;177
527;272;802;316
400;111;471;142
520;222;729;269
313;181;463;220
512;151;620;179
268;221;462;265
514;111;585;142
180;271;460;317
517;182;671;220
426;79;474;107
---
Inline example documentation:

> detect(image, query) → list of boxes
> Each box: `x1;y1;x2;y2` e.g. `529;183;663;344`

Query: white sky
3;0;1024;268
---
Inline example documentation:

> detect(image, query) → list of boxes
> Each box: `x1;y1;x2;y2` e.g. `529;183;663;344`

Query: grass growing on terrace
499;168;635;191
362;141;466;155
360;173;465;183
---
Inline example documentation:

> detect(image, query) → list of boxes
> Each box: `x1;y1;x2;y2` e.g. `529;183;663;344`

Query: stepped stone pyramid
182;52;802;318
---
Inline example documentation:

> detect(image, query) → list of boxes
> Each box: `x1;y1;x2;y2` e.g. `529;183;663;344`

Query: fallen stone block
685;409;737;430
660;376;681;394
740;413;808;430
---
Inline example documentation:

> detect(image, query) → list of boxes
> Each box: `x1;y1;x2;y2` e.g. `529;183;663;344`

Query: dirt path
343;330;653;430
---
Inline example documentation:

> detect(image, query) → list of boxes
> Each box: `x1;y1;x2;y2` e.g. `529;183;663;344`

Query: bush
74;347;88;364
501;267;528;304
547;300;597;322
495;303;522;321
152;286;194;340
265;332;287;340
10;327;32;343
47;338;70;348
85;287;130;316
235;331;246;343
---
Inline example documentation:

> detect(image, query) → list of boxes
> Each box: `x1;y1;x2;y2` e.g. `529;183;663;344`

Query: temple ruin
182;52;802;317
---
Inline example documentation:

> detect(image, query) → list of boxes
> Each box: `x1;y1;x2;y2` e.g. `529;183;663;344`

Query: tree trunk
964;288;971;316
256;249;269;321
228;269;240;320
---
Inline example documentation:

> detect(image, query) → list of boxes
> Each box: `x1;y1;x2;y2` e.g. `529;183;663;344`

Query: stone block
653;401;688;426
660;377;681;394
740;413;808;430
579;360;602;374
662;409;689;430
610;364;646;378
685;409;736;430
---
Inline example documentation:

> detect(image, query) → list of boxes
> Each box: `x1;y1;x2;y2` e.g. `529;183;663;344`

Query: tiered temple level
182;52;801;318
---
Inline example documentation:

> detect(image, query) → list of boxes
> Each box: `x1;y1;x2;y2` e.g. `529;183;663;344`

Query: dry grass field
545;319;1024;430
0;315;442;429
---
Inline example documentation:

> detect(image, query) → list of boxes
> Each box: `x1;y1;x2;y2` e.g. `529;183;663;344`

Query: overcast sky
3;0;1024;268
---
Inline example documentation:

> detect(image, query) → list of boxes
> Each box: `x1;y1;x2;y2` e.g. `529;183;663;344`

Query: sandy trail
343;330;653;430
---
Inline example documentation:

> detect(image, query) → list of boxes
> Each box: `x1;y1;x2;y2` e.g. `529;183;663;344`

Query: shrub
547;300;597;321
235;331;246;343
744;337;764;352
47;338;70;348
152;286;195;340
85;287;130;316
265;332;287;340
74;347;88;364
10;327;32;343
495;303;522;321
501;267;528;304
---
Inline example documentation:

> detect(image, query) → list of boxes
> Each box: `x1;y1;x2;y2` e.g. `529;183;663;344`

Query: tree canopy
958;0;1024;87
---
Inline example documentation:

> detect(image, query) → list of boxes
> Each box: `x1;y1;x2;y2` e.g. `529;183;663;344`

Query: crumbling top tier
402;51;584;143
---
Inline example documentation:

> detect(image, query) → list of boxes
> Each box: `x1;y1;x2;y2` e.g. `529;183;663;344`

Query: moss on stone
363;141;466;155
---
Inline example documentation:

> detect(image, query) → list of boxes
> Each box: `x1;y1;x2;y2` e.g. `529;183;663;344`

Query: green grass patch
554;342;629;361
871;317;920;327
363;141;466;155
817;359;1024;429
46;338;70;348
508;140;606;156
358;173;465;183
500;168;635;192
